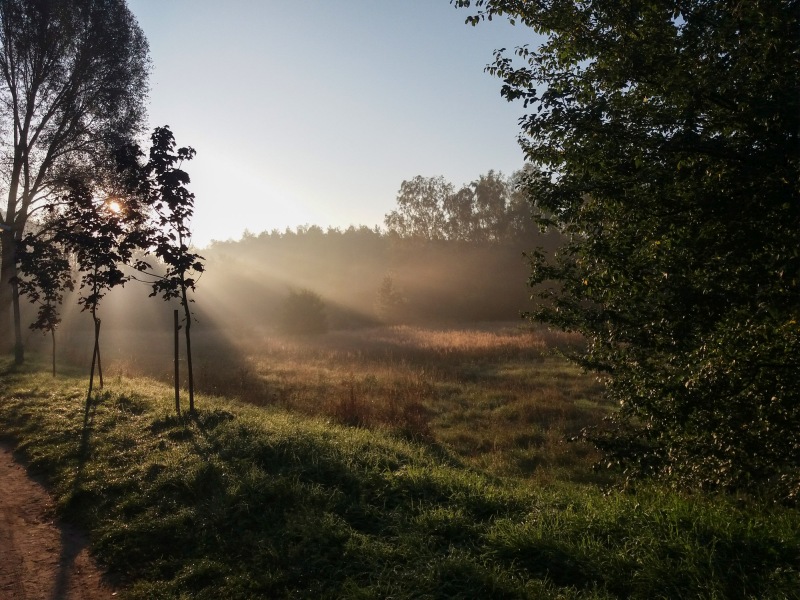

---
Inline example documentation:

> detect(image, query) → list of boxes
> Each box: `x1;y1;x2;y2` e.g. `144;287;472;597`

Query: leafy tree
385;176;451;240
58;179;144;398
14;228;74;376
455;1;800;500
470;170;510;241
386;171;538;243
279;288;328;335
0;0;149;363
123;126;204;413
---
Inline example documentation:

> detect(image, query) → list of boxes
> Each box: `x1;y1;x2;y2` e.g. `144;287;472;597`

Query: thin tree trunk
12;276;23;364
0;231;17;357
87;320;98;400
51;328;56;377
174;308;180;415
181;288;195;413
95;317;103;389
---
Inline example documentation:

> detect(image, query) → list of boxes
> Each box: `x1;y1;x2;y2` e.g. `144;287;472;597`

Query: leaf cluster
112;125;205;302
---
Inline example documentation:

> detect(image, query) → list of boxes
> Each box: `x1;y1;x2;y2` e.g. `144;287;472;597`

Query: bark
0;230;22;362
0;232;13;355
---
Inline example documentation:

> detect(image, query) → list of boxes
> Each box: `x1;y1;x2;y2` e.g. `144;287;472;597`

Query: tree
14;226;74;376
374;274;407;324
58;179;144;398
387;172;533;243
385;176;451;240
122;126;204;413
0;0;149;363
456;1;800;500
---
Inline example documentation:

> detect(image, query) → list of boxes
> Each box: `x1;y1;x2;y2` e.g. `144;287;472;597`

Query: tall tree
385;176;451;240
0;0;149;363
455;1;800;499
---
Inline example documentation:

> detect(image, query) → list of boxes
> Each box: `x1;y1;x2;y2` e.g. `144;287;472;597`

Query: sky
126;0;539;248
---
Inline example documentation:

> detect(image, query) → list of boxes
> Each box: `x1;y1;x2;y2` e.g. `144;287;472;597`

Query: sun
106;199;122;214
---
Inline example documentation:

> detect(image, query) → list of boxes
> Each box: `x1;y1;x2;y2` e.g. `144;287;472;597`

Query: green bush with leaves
456;0;800;500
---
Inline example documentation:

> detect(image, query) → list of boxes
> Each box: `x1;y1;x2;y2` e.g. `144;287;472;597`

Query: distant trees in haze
279;288;328;335
384;170;538;243
374;275;408;324
195;171;559;330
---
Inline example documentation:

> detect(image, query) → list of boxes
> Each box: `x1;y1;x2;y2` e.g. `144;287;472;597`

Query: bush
278;288;328;335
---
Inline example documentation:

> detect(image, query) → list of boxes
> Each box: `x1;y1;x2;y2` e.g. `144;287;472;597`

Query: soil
0;443;119;599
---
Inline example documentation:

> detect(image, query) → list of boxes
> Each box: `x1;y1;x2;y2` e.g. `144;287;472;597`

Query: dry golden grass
56;322;611;484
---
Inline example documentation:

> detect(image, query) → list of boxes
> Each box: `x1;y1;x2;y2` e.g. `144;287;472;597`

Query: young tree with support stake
122;126;204;414
454;0;800;501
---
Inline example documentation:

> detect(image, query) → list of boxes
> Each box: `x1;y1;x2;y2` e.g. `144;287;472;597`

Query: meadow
3;323;799;598
96;322;609;485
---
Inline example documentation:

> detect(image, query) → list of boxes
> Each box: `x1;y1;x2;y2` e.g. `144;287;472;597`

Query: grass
0;358;799;599
98;323;610;485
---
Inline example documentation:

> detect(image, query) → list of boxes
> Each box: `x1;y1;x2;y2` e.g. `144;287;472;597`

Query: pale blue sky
126;1;538;247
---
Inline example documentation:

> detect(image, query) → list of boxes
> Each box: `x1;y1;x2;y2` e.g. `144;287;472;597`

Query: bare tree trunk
0;231;17;358
87;315;102;400
12;276;23;364
95;317;103;389
88;321;98;400
174;308;180;415
51;329;56;377
181;288;195;413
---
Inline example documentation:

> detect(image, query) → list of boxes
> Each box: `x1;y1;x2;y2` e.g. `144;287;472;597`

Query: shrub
278;288;328;335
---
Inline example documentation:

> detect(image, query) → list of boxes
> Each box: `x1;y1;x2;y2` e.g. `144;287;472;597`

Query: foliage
384;170;538;242
13;224;75;375
203;220;543;326
278;288;328;335
54;179;147;393
0;0;149;361
138;127;204;303
455;1;800;500
14;228;75;337
0;366;798;599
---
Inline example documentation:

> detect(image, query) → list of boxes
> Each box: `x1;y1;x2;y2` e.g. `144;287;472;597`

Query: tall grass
77;323;607;483
0;363;797;599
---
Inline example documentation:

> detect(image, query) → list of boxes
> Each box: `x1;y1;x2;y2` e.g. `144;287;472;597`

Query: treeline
20;170;558;368
199;170;560;331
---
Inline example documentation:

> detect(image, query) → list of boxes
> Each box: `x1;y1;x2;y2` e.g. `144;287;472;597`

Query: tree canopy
455;0;800;500
384;170;538;242
0;0;149;362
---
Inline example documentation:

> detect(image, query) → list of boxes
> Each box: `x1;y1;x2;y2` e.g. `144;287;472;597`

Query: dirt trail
0;443;118;600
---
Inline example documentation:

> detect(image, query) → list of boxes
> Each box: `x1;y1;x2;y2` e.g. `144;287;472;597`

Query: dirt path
0;443;118;600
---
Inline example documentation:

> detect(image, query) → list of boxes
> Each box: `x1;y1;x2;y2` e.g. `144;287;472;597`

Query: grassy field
99;323;609;485
3;325;799;598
